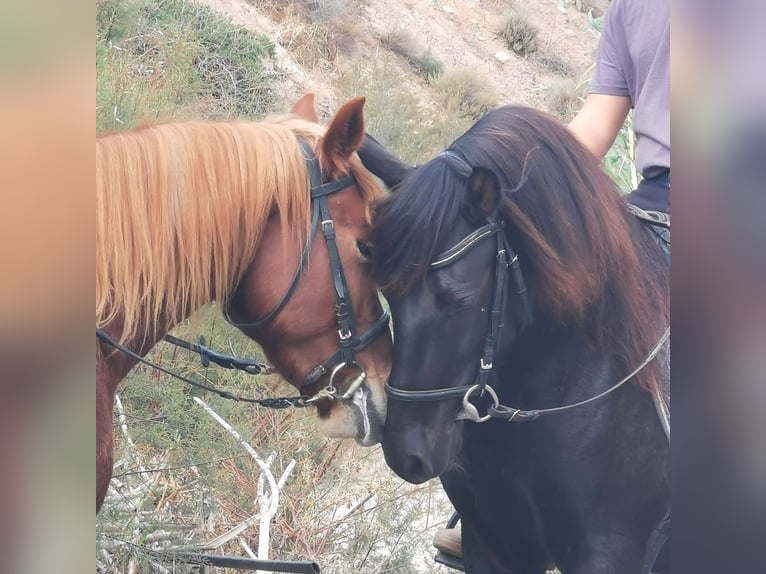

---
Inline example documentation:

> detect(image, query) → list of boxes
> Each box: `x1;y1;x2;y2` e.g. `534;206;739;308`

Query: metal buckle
328;361;367;399
304;387;337;404
456;384;500;423
304;361;367;404
338;327;352;341
480;358;493;370
336;361;367;399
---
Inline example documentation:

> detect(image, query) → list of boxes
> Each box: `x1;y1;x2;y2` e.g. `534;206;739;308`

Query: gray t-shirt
590;0;670;179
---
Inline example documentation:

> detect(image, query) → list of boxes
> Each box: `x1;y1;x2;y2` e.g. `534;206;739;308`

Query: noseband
225;140;390;401
384;214;531;405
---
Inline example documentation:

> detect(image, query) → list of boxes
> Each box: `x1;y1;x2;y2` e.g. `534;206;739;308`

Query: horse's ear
291;93;318;123
322;97;366;165
467;167;501;216
358;134;417;192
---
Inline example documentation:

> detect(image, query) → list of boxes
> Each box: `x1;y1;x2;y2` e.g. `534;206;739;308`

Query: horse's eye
356;240;372;260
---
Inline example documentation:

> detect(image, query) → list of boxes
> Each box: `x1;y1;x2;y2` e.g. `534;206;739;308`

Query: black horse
362;106;670;573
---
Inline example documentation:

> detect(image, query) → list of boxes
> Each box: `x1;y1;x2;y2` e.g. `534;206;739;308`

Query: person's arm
568;92;631;161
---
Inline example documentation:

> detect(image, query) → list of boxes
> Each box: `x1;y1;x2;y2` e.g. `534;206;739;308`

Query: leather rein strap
162;333;271;375
96;328;309;408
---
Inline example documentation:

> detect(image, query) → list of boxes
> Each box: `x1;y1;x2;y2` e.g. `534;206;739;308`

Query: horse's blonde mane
96;115;379;345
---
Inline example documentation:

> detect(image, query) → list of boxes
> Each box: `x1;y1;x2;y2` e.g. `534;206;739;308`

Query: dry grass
97;310;454;573
498;11;540;56
530;52;577;78
330;19;365;56
380;27;427;60
281;21;339;68
544;77;587;122
431;68;498;122
255;0;353;23
301;0;354;23
380;27;443;80
262;0;364;69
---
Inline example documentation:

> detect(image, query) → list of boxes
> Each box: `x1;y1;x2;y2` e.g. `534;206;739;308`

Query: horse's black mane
370;153;468;291
371;104;668;394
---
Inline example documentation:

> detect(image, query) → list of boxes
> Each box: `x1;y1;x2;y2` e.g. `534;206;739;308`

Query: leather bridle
224;140;390;402
384;215;531;407
383;152;669;424
98;139;390;408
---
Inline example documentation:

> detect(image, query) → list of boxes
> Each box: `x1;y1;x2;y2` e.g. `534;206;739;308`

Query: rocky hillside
109;0;605;161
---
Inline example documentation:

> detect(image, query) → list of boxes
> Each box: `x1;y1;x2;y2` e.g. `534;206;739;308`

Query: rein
483;326;670;422
384;211;670;424
96;328;310;409
162;333;271;375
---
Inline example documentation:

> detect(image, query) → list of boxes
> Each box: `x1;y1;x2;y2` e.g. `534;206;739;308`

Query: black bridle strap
96;328;310;408
302;310;391;392
385;381;467;401
223;142;354;331
300;142;360;368
162;333;271;375
318;197;357;364
223;203;320;330
386;217;519;402
311;176;355;198
431;224;499;269
476;229;512;389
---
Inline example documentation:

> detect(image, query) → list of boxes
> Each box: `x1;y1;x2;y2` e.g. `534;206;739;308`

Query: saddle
627;202;670;443
626;203;670;229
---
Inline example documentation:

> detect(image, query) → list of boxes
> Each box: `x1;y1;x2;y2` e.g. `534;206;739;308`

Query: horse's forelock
371;160;466;292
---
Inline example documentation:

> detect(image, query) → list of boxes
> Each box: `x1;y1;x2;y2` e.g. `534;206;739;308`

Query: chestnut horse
96;95;392;511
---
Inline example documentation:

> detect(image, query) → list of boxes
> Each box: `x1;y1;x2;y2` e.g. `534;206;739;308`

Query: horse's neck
497;322;604;398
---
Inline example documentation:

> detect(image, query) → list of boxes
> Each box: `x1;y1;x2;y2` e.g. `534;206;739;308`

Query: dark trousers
628;169;670;214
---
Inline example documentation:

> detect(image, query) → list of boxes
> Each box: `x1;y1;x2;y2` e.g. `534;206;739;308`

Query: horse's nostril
398;454;433;484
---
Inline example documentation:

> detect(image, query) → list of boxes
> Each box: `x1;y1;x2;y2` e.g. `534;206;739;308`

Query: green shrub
96;0;277;133
413;52;444;80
